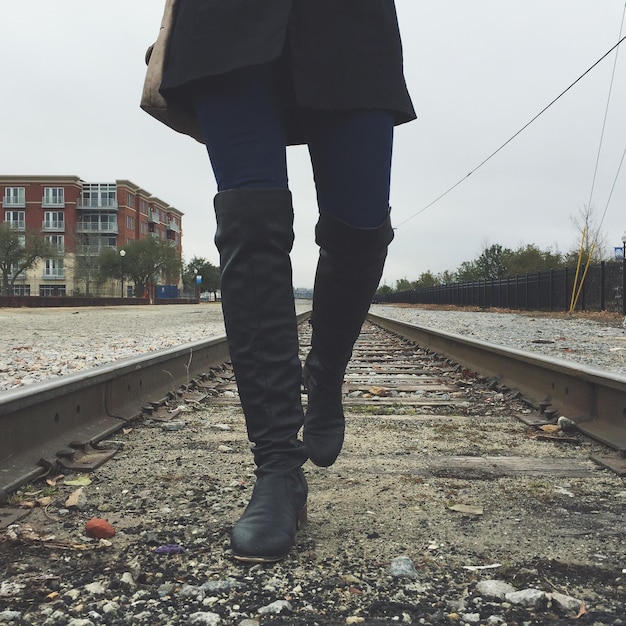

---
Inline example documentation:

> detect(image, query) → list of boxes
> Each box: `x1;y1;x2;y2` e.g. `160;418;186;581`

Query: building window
12;285;31;296
139;199;148;214
126;215;135;230
140;221;148;235
76;235;116;255
43;187;65;206
80;183;117;208
43;258;64;279
77;213;118;232
45;234;65;254
8;263;26;278
43;210;65;230
127;191;135;206
5;210;25;229
3;187;25;207
40;285;66;296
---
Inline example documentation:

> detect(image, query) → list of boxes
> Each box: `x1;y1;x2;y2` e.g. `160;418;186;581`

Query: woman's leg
191;64;307;562
303;110;395;467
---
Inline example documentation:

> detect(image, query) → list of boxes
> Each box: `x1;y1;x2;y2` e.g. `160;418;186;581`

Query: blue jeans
191;62;394;229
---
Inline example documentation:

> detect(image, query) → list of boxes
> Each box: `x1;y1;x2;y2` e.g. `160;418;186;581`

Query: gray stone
475;579;516;600
189;612;221;625
390;555;419;578
258;600;292;615
550;591;582;613
505;588;547;608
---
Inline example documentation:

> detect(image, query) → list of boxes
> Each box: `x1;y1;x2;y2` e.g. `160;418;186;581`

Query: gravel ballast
1;303;625;392
0;303;625;625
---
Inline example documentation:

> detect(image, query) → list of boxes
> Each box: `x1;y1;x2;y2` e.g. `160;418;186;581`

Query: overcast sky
2;1;625;288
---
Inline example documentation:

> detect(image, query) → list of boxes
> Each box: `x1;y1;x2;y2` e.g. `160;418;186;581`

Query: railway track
1;311;625;624
2;311;625;507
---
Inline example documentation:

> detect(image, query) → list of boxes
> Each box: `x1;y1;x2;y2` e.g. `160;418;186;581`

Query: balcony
76;244;116;256
2;196;25;208
77;198;118;211
76;222;119;234
148;210;160;223
42;198;65;208
42;269;65;280
167;220;180;232
42;220;65;231
5;220;25;230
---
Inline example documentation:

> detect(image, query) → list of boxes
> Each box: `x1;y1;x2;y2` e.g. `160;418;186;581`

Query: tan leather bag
140;0;204;142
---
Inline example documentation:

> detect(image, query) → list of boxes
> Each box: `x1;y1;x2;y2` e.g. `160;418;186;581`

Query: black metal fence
376;261;626;314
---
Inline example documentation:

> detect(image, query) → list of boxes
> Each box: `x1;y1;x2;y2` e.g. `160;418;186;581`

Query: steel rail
368;312;626;473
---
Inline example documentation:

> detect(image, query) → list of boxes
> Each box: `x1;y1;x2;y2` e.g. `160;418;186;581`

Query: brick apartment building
0;175;183;296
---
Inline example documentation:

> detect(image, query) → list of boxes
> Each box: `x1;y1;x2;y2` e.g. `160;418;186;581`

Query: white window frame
43;258;64;278
43;210;65;230
45;234;65;253
5;210;25;229
43;187;65;206
4;187;25;206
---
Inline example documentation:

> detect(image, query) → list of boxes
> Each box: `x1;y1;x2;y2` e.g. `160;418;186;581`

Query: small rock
120;572;136;588
83;581;106;596
0;610;22;622
390;555;419;578
346;618;366;625
179;584;205;599
65;487;88;510
102;601;120;614
550;591;582;613
258;600;292;615
505;588;547;608
161;420;186;431
557;415;577;431
475;579;516;600
201;580;241;593
218;445;234;453
189;612;221;625
85;518;115;539
461;614;480;624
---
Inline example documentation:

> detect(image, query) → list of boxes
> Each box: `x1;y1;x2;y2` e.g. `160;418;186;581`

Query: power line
594;1;626;231
396;32;626;228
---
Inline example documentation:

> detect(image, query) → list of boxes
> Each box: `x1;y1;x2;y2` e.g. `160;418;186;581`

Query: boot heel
297;502;308;527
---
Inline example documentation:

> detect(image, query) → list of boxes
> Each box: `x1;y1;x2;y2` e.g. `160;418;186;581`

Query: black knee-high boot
214;188;308;562
303;211;394;467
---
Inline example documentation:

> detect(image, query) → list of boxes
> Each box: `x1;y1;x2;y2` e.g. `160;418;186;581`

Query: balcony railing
167;220;180;232
76;222;119;234
77;198;118;211
5;221;25;230
42;270;65;280
41;198;65;208
2;197;26;208
42;220;65;231
76;244;117;256
148;210;160;223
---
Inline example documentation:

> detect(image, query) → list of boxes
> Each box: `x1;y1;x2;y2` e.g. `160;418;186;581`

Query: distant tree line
378;241;617;295
378;204;621;295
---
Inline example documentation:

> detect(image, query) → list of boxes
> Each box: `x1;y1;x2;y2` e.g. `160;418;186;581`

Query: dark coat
160;0;415;144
